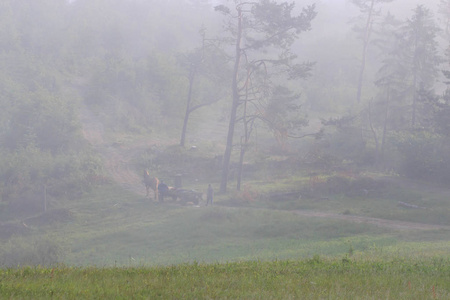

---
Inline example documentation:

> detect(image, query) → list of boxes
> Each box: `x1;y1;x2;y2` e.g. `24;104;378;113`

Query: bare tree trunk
180;71;195;147
381;86;390;166
412;72;418;128
236;136;245;191
411;31;419;128
356;0;375;104
220;7;242;193
180;31;206;147
368;99;379;164
236;66;251;191
43;184;47;212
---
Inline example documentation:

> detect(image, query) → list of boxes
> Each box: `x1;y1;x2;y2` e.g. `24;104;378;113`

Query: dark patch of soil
0;223;31;240
24;208;74;227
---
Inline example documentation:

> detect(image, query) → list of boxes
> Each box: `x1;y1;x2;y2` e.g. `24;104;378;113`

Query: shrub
139;144;221;183
326;127;368;165
0;237;63;268
315;175;393;198
0;146;103;218
326;175;351;194
395;132;450;185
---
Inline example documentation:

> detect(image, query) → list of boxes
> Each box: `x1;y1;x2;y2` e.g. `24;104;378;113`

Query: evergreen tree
374;13;405;161
400;5;442;128
215;0;316;192
350;0;394;104
438;0;450;37
376;5;441;131
435;46;450;136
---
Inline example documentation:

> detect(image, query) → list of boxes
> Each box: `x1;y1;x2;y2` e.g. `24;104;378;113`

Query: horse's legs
144;176;159;201
154;184;159;202
153;178;159;202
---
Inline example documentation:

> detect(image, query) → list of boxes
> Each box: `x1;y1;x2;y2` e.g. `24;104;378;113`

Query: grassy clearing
59;186;393;266
237;173;450;227
1;157;450;298
1;182;449;268
2;149;450;268
1;257;449;299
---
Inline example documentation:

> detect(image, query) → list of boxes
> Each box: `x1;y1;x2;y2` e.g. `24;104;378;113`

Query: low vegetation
1;177;450;267
1;257;449;299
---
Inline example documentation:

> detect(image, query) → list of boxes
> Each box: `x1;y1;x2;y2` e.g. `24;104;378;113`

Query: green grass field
1;257;449;299
2;177;450;266
1;181;448;267
1;165;450;298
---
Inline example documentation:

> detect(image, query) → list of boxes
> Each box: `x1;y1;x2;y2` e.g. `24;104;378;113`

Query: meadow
2;179;449;268
1;140;450;298
1;257;449;299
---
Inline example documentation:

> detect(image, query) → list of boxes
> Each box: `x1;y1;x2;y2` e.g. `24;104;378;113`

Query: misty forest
1;0;450;275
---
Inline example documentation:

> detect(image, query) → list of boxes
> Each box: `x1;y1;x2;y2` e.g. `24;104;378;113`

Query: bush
326;175;351;194
139;144;221;183
316;175;393;198
0;146;103;218
395;132;450;185
0;236;63;268
326;127;368;166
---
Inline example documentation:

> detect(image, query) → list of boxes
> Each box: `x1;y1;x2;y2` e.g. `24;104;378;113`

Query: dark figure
206;184;213;206
143;170;159;201
158;181;169;202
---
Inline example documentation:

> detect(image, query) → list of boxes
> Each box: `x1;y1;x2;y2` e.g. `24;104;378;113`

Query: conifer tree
215;0;316;192
350;0;394;104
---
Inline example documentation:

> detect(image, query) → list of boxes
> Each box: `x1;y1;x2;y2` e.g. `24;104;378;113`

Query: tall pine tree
400;5;442;128
215;0;316;192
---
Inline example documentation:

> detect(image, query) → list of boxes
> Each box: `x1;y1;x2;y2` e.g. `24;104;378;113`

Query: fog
0;0;449;268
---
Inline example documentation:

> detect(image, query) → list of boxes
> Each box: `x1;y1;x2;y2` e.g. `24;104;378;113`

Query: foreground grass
1;257;449;299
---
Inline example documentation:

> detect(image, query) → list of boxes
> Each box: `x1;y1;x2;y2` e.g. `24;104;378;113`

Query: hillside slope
79;105;450;232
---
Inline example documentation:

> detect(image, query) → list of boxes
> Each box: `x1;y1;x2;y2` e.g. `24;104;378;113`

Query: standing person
158;181;169;202
206;184;213;206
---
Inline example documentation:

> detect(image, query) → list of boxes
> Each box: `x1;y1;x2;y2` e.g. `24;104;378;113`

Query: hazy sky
301;0;442;17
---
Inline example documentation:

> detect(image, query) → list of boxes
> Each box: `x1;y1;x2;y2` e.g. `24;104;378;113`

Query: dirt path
80;105;150;197
79;105;450;231
293;210;449;231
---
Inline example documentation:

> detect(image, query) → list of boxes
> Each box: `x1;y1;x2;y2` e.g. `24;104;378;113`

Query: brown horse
143;170;159;201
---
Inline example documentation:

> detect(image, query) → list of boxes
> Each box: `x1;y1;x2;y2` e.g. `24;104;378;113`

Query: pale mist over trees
0;0;449;230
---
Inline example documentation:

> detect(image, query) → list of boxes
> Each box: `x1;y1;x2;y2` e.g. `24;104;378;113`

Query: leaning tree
350;0;394;104
178;27;229;147
214;0;317;192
